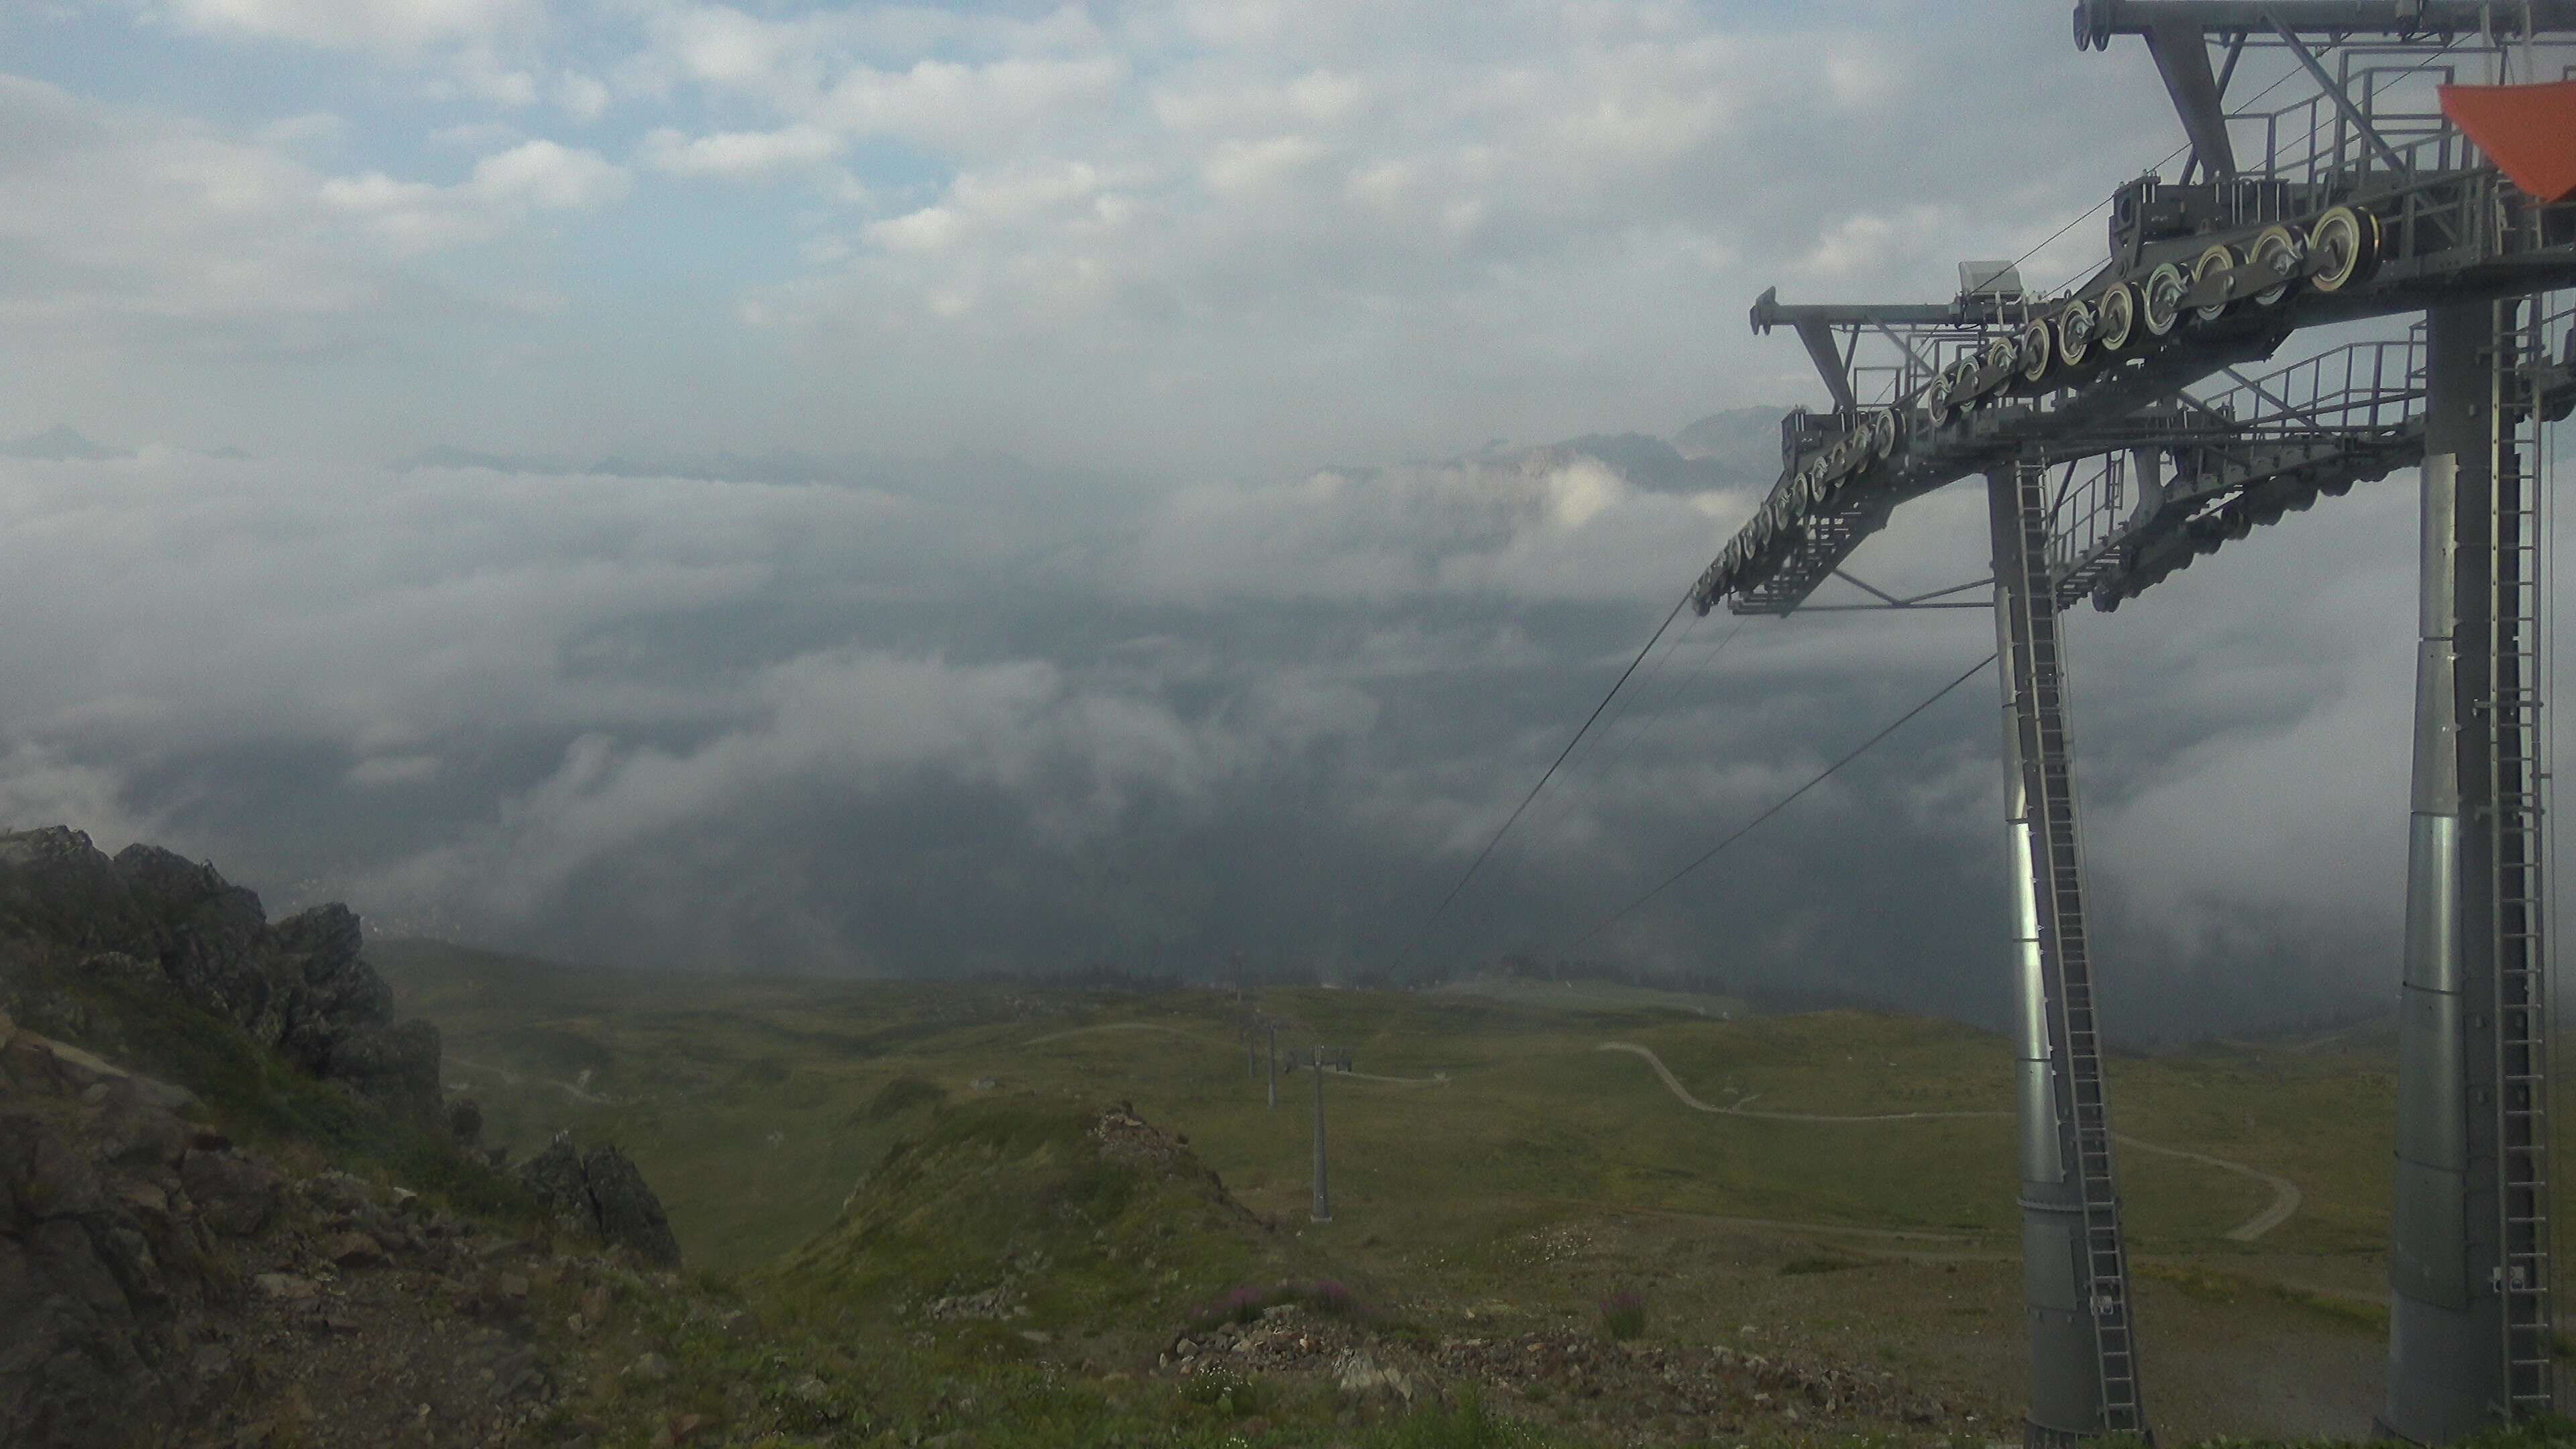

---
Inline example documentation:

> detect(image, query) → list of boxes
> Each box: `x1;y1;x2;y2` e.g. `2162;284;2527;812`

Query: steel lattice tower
1689;3;2576;1440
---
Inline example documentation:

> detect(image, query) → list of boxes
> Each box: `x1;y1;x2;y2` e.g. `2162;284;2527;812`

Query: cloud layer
6;4;2560;1037
0;402;2521;1039
8;1;2187;472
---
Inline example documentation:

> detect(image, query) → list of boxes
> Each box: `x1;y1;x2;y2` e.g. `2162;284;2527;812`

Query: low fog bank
0;407;2481;1042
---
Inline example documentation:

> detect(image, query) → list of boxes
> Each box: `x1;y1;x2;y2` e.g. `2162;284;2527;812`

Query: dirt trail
1598;1042;2009;1123
2118;1136;2305;1243
1598;1041;2302;1243
444;1054;614;1104
1020;1021;1199;1047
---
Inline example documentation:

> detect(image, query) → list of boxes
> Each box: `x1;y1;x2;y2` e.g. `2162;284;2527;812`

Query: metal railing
2188;325;2428;437
2233;53;2473;190
2046;453;2127;588
2043;291;2571;607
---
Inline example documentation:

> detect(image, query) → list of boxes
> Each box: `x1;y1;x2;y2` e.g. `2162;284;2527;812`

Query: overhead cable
1562;650;2000;951
1415;588;1694;936
1526;616;1750;841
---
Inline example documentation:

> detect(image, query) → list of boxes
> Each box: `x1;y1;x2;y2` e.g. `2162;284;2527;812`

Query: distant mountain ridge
0;427;254;462
1671;406;1785;472
1;425;130;462
394;442;847;485
398;411;1794;502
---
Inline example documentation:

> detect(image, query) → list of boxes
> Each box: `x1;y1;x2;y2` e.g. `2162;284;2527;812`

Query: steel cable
1410;588;1695;942
1561;650;1998;951
1486;615;1750;896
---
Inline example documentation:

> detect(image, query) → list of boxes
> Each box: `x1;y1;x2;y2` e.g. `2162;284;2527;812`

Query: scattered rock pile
1424;1330;1945;1430
924;1283;1028;1322
1090;1104;1256;1229
1090;1103;1193;1169
1333;1350;1419;1405
225;1169;572;1446
1157;1304;1951;1440
1162;1303;1369;1379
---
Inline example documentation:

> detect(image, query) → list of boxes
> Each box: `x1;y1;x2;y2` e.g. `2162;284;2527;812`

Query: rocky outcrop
0;828;439;1126
0;833;711;1447
446;1096;483;1149
274;904;393;1063
0;1009;279;1449
517;1136;682;1269
318;1018;443;1126
0;1008;643;1448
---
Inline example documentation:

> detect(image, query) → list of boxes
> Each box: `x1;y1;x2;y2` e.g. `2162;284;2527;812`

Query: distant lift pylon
1698;3;2576;1442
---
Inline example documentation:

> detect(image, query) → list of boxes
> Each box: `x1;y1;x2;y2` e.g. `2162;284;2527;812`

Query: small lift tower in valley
1690;2;2576;1441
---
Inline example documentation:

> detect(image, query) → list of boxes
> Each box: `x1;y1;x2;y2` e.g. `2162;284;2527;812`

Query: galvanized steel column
1988;469;2106;1446
2383;303;2508;1443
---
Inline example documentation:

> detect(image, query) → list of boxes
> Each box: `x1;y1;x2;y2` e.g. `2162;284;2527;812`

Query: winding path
1599;1042;2009;1123
444;1054;614;1105
2118;1135;2306;1244
1597;1041;2302;1244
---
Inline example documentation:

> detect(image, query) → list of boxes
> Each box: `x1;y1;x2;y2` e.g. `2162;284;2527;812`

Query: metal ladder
2488;297;2558;1417
2005;462;2147;1435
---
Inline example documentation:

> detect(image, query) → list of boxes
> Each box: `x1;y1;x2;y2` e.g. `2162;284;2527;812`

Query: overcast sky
4;1;2565;1037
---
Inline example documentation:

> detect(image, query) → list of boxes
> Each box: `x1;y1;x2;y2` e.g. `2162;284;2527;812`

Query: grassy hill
768;1090;1283;1352
374;936;2530;1444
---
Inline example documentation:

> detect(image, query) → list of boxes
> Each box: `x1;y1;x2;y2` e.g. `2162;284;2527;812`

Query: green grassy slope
370;938;2409;1258
767;1090;1285;1348
377;938;2540;1444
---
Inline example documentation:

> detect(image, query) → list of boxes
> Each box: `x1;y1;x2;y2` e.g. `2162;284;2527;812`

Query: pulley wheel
2191;244;2237;323
2248;225;2304;307
2307;205;2379;293
1867;409;1898;459
2094;282;2137;353
2140;262;2186;337
2055;299;2096;370
1925;364;1962;427
2018;319;2054;384
1932;360;1973;425
1955;355;1989;409
1982;337;2018;402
